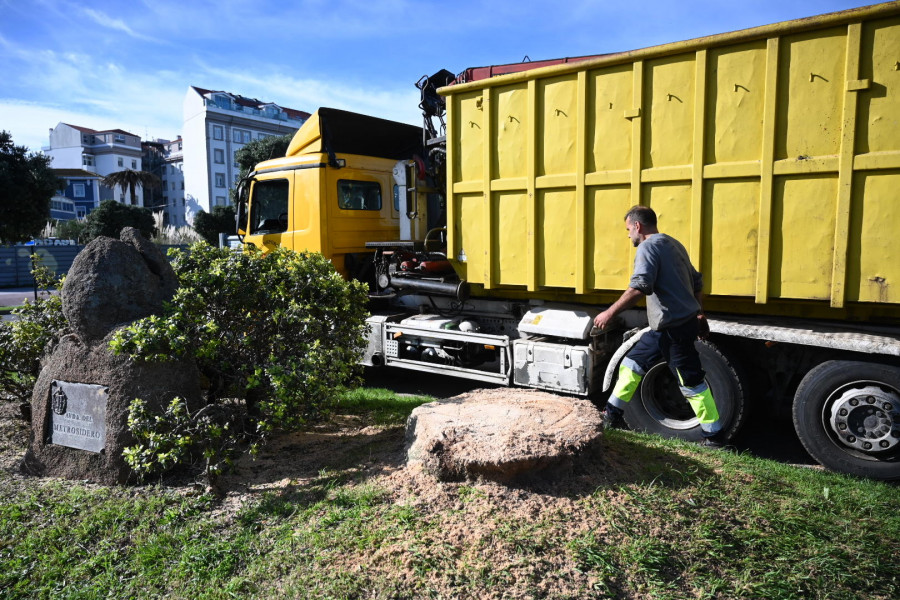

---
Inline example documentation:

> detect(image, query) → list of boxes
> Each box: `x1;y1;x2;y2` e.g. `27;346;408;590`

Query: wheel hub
829;384;900;452
640;363;697;430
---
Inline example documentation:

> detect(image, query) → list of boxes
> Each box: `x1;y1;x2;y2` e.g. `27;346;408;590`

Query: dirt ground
0;382;826;598
0;390;634;597
0;389;625;517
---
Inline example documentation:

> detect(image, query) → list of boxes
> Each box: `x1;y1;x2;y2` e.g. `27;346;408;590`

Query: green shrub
124;397;242;479
0;260;66;404
110;243;370;479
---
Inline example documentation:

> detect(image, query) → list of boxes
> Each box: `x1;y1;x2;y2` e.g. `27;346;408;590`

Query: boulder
22;228;200;485
63;227;177;344
405;388;603;482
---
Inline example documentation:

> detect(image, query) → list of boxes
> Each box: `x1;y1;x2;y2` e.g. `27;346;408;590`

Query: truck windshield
249;179;289;234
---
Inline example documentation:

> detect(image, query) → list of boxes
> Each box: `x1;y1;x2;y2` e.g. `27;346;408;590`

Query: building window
83;155;94;167
118;157;124;167
171;182;176;191
214;149;224;164
213;125;223;140
215;196;226;207
233;128;251;144
170;165;175;174
181;182;184;190
215;173;226;188
131;159;137;169
115;134;126;143
77;207;86;219
178;141;183;150
73;183;85;197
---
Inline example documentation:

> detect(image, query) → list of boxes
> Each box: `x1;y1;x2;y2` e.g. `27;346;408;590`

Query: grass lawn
0;388;897;599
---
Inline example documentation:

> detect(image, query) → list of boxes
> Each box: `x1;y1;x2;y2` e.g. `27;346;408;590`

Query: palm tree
101;169;162;206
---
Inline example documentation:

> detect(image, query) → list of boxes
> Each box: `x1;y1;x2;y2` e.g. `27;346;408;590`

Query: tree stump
405;388;603;482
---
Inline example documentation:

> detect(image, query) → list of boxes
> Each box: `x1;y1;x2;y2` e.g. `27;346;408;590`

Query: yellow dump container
441;2;900;320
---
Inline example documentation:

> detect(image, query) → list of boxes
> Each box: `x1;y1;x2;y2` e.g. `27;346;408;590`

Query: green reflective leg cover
680;380;720;424
610;363;643;410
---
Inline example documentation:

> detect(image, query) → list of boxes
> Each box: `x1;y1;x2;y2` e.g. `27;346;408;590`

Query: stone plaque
49;381;108;453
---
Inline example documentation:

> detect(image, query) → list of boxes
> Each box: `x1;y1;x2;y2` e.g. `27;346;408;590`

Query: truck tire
793;360;900;481
623;340;747;442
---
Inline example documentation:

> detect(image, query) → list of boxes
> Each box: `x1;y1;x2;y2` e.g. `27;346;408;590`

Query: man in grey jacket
593;205;724;446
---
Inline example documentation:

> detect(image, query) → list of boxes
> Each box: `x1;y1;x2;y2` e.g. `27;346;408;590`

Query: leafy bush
0;131;62;244
0;261;67;404
110;243;370;479
82;200;156;242
53;218;87;244
192;205;236;246
124;398;242;479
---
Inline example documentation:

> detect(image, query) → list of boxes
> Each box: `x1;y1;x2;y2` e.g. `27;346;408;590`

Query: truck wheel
623;340;747;442
793;361;900;481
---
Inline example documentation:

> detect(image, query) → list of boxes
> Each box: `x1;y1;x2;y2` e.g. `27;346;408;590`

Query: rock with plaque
22;228;202;485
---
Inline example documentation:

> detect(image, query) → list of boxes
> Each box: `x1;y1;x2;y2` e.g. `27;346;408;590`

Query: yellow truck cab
236;108;424;279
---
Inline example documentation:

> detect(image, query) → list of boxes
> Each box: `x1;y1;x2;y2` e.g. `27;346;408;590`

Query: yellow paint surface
493;84;528;180
454;92;484;184
440;4;900;315
588;65;633;172
453;193;485;282
776;28;846;160
537;189;576;288
492;192;528;285
846;171;900;303
707;42;767;164
645;56;695;168
646;183;693;253
701;179;760;296
769;175;837;299
857;16;900;154
538;75;578;177
587;185;633;290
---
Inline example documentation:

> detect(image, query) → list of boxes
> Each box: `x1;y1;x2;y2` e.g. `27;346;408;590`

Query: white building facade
45;124;144;205
182;86;309;223
160;137;186;226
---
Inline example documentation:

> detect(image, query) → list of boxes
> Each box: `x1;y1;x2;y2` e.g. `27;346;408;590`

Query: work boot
699;434;725;449
601;405;627;430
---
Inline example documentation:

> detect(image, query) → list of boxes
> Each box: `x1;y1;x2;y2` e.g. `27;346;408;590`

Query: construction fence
0;245;187;288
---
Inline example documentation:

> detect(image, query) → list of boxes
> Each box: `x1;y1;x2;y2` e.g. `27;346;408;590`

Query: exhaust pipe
390;276;470;301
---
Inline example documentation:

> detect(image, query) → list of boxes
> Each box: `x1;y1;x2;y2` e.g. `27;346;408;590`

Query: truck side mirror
235;177;251;239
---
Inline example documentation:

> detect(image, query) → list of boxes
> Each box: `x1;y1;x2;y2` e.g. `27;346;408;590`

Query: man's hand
593;309;614;331
697;313;710;340
594;288;645;332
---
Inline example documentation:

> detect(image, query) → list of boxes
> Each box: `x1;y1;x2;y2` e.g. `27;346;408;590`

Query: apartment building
51;168;102;220
143;137;186;226
45;124;144;206
182;86;310;223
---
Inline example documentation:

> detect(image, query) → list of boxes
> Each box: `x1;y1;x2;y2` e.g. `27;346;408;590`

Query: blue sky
0;0;880;153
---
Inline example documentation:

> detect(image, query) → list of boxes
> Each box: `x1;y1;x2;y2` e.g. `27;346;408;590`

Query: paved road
0;287;57;308
363;368;818;467
1;288;59;321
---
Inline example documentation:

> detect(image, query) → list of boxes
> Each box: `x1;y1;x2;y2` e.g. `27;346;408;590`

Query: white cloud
80;8;148;39
1;43;423;153
197;64;422;125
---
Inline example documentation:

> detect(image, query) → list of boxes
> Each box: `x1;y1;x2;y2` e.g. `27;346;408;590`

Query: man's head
624;205;658;247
